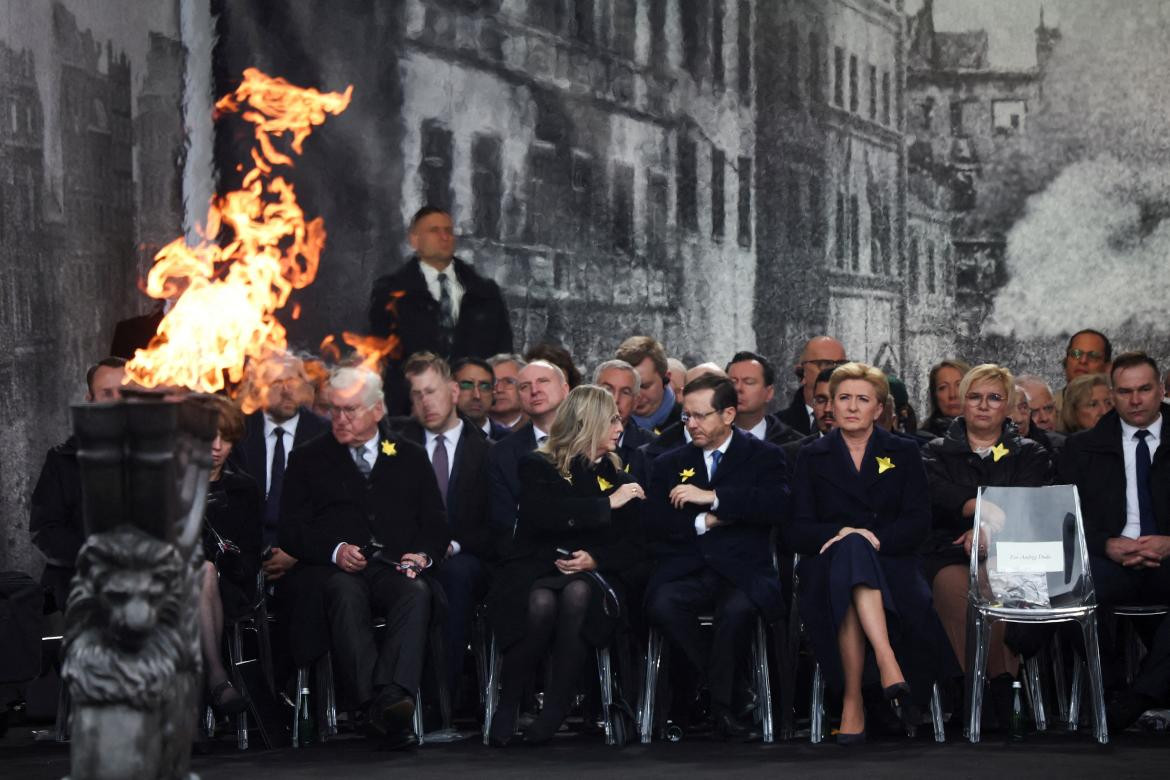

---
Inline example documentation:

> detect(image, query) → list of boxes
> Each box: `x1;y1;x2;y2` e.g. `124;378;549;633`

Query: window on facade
612;162;635;252
908;234;920;294
849;194;860;270
711;147;725;240
835;190;846;267
833;47;845;108
573;0;594;44
570;150;595;241
613;0;636;59
992;99;1026;135
849;55;859;113
647;172;669;264
737;156;752;249
530;1;565;33
738;1;752;100
681;0;705;82
650;0;668;71
809;175;825;249
881;72;891;125
678;137;698;231
950;100;964;136
420;119;453;211
471;134;502;239
868;65;877;120
784;22;800;106
712;0;725;87
527;141;565;245
808;33;822;103
926;240;937;293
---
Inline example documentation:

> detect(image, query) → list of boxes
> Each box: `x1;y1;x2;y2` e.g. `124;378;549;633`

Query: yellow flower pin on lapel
679;467;696;483
876;456;895;475
380;440;397;457
624;464;631;474
990;442;1010;463
597;476;613;492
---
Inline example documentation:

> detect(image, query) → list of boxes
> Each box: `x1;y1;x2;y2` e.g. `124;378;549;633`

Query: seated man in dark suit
777;336;847;436
644;374;789;740
392;352;494;700
780;367;835;475
726;351;802;446
279;366;449;748
595;358;654;483
642;362;726;461
452;356;510;441
487;360;569;535
368;206;513;414
1059;351;1170;729
617;335;682;435
30;357;125;613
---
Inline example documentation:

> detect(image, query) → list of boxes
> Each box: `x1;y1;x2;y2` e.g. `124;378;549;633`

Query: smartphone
555;547;574;560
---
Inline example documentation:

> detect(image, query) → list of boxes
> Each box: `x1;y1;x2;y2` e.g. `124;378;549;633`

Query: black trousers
1089;554;1170;700
323;562;432;705
433;553;489;696
645;568;756;712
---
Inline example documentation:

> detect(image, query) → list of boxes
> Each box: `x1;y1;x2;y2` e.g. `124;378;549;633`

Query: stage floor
2;726;1165;779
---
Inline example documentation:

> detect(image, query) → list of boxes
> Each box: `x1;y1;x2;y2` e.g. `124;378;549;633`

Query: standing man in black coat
279;366;449;749
1059;352;1170;729
777;336;847;436
726;351;803;446
644;374;789;740
30;357;125;613
390;352;494;700
369;206;513;414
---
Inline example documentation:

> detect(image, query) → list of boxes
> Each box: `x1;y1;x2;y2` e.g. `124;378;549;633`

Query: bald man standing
778;337;847;436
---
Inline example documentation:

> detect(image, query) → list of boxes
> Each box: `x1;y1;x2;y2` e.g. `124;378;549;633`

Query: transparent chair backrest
969;484;1095;610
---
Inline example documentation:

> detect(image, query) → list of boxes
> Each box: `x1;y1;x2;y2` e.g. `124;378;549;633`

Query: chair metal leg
429;624;453;730
1050;632;1070;724
413;689;425;745
1068;656;1084;732
810;662;825;744
1080;612;1110;745
753;616;774;743
229;623;249;750
54;684;71;743
966;610;991;743
597;647;615;746
292;666;307;748
931;682;946;743
1024;656;1047;731
472;613;488;710
482;632;499;746
319;653;337;737
638;627;662;744
204;705;216;739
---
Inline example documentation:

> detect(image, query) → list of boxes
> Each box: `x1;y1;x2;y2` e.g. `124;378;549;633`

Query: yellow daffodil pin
990;442;1010;463
679;467;696;482
380;440;396;457
597;476;613;491
876;456;895;475
624;464;631;474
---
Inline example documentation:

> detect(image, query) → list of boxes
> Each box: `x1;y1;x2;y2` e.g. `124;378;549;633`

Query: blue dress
786;427;960;704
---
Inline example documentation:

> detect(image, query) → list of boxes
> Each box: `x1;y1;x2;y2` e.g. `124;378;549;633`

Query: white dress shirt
806;403;815;430
419;260;464;321
481;419;492;437
741;418;768;441
533;424;549;444
264;411;300;495
332;432;382;564
1120;414;1163;539
425;418;463;480
694;433;732;536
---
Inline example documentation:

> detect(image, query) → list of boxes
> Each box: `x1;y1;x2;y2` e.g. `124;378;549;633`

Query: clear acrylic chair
965;484;1108;744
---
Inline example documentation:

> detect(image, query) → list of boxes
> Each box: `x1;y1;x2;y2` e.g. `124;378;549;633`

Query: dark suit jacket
781;431;821;478
234;408;330;498
487;419;512;442
747;412;805;446
390;417;495;560
29;437;84;610
618;420;654;485
641;421;687;460
109;305;164;358
369;256;513;412
487;422;539;535
777;387;813;436
786;427;931;557
646;429;789;620
1058;406;1170;556
278;425;450;566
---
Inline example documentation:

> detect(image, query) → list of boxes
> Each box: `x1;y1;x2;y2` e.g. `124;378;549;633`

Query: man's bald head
795;337;847;404
685;362;727;384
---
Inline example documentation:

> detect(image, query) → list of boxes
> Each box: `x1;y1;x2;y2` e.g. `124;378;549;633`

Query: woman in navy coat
787;363;959;743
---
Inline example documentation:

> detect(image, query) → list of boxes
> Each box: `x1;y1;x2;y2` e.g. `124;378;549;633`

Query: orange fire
124;68;353;396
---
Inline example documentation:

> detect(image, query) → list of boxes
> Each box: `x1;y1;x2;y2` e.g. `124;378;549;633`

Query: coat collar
810;426;903;500
403;256;489;297
680;427;750;487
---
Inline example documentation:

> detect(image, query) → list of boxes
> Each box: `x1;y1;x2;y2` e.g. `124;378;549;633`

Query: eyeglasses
328;403;372;420
965;392;1006;407
458;380;494;393
1067;349;1105;362
802;359;847;371
681;409;720;424
494;377;517;387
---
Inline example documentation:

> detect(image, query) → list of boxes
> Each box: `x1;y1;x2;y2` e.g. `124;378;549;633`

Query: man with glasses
279;366;448;749
781;367;837;476
1059;352;1170;730
644;374;789;741
1063;329;1112;384
452;356;509;441
487;353;527;433
1017;375;1065;454
779;336;847;436
595;358;654;483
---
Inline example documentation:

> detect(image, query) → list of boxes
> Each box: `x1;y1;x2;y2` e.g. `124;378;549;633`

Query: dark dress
203;464;264;622
486;453;645;652
921;418;1053;583
786;427;960;704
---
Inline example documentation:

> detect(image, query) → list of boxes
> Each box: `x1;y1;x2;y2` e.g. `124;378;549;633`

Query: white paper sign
996;541;1065;573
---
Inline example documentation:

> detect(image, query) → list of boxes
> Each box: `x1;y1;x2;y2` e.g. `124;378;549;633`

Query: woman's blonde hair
828;362;890;405
1060;372;1111;433
958;364;1014;405
539;385;621;478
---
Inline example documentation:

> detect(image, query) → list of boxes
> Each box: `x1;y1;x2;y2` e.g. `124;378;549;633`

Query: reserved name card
996;541;1065;573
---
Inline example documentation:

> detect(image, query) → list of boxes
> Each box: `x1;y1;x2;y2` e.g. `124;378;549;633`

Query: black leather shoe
713;710;762;742
883;682;920;733
372;685;415;736
1107;691;1156;732
378;727;418;751
835;730;866;745
488;705;519;747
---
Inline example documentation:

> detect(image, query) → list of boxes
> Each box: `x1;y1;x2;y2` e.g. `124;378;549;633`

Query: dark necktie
437;272;455;354
352;445;371;478
1135;429;1155;535
432;434;449;506
709;450;723;480
263;427;286;542
537;434;548;447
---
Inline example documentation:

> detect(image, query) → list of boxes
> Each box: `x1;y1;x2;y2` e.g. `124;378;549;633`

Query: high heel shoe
488;704;520;747
883;682;920;733
835;730;866;746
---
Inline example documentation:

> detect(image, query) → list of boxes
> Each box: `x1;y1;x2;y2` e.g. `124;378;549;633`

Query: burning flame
124;68;353;395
